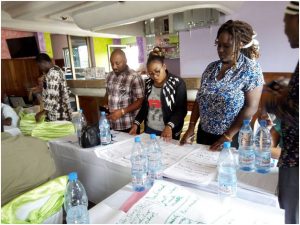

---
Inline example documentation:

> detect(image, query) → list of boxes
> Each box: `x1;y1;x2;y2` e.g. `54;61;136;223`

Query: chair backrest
9;96;26;108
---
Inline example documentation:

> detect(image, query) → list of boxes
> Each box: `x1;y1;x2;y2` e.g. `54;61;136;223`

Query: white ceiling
1;1;244;38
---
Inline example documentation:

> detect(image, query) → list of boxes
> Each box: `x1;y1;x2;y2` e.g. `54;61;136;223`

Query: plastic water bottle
238;119;255;172
99;111;111;145
147;134;163;187
218;142;237;206
254;120;271;174
73;109;87;146
64;172;89;224
131;136;148;192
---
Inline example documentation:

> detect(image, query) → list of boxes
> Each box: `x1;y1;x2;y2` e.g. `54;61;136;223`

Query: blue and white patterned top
196;53;264;135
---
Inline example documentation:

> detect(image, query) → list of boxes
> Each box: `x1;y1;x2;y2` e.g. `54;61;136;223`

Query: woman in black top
129;47;187;141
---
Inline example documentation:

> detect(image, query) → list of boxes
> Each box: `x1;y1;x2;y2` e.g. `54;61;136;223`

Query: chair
9;96;31;108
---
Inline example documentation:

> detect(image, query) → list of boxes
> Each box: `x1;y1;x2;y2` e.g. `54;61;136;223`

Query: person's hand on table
129;124;138;135
210;134;231;151
35;110;45;122
180;127;195;145
161;125;172;142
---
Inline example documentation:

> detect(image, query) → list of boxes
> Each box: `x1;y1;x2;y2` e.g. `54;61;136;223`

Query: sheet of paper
94;137;133;167
89;202;126;224
214;198;284;224
94;133;194;169
118;180;227;224
159;140;196;169
163;146;220;185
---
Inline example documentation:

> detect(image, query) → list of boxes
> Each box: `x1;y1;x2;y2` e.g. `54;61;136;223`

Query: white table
49;132;279;206
49;132;133;203
49;132;198;203
89;180;284;224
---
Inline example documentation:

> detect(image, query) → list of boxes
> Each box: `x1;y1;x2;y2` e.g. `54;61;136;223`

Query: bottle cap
150;133;156;139
101;111;106;115
134;136;141;142
259;120;267;127
243;119;250;125
68;172;78;181
223;142;231;148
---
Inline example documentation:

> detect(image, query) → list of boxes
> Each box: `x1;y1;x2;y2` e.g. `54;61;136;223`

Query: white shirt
1;103;19;127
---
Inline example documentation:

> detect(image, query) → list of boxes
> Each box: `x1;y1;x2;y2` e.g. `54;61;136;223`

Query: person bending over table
35;53;72;122
180;20;263;150
129;47;187;141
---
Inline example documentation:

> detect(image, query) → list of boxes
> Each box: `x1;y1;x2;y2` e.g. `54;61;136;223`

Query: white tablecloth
89;181;284;224
49;132;132;203
49;132;279;206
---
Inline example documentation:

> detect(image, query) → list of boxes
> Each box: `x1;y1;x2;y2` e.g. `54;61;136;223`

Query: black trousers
196;125;238;148
278;167;299;224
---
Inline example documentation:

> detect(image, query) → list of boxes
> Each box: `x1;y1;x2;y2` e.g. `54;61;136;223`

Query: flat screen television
6;36;39;58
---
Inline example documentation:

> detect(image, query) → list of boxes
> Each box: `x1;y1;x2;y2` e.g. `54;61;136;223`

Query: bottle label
255;152;271;167
218;183;236;196
132;173;147;185
239;150;255;165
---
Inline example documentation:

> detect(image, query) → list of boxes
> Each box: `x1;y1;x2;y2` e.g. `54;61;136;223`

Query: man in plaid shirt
105;49;144;132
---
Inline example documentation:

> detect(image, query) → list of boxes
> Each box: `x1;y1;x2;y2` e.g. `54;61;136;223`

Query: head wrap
242;32;259;49
285;1;299;15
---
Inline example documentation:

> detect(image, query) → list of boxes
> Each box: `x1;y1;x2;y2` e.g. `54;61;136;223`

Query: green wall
121;37;136;45
93;37;113;72
44;33;53;58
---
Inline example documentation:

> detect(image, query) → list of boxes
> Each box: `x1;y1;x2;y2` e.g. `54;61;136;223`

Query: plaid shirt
106;67;144;130
43;66;72;121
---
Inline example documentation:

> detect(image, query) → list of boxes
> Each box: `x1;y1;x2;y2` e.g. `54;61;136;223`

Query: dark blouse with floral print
278;62;299;168
196;53;264;135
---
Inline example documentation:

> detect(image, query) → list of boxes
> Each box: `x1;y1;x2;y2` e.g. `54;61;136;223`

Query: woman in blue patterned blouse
180;20;264;150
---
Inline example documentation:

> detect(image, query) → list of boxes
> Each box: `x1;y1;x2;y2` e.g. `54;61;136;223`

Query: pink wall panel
50;34;68;59
1;29;35;59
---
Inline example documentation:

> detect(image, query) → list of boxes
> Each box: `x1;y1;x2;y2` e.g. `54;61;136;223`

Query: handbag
81;124;100;148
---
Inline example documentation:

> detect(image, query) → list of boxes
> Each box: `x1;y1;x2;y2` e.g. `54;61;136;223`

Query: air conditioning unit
144;8;224;36
172;8;223;32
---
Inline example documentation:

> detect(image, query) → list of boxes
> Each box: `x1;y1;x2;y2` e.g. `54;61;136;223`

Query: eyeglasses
148;67;163;77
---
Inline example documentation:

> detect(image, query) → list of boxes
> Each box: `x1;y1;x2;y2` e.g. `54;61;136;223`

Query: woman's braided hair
216;20;260;65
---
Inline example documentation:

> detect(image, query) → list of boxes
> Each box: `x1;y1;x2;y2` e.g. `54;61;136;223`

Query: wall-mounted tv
6;36;39;58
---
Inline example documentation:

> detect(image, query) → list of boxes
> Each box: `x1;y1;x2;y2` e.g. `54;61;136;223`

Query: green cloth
1;133;56;205
31;121;75;141
19;111;44;136
1;176;67;224
18;110;75;140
